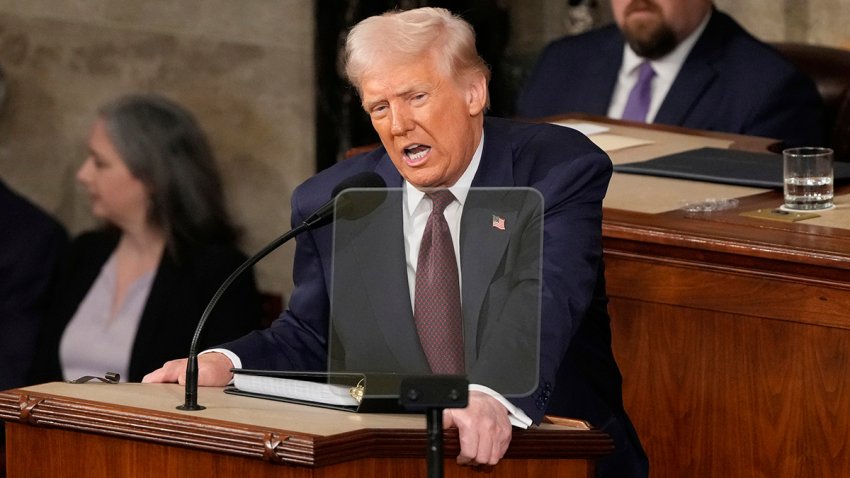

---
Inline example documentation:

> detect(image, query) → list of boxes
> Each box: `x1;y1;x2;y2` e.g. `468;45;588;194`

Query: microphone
178;171;386;410
303;171;388;228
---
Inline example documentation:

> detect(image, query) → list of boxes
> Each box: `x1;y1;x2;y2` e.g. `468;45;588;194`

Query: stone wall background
1;0;848;298
0;0;314;296
508;0;850;55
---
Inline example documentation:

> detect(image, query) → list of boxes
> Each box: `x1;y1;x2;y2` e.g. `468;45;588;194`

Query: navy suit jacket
0;179;67;392
517;9;824;148
223;117;647;476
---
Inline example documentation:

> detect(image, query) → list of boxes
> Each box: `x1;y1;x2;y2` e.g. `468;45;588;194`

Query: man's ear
466;73;488;116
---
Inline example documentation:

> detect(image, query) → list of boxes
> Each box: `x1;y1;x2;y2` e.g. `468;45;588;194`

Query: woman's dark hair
98;93;238;257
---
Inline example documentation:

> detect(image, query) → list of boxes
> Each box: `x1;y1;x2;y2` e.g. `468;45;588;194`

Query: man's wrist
469;383;533;428
200;348;241;384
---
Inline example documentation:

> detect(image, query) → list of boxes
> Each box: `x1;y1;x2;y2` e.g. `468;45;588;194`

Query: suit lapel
345;156;430;371
459;192;516;362
130;251;176;372
655;10;722;125
459;120;516;360
655;59;717;125
470;119;514;187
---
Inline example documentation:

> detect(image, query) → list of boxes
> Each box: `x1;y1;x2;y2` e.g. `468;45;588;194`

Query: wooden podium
1;382;613;477
563;116;850;477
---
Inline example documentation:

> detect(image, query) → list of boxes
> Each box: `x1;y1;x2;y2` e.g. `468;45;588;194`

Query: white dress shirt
607;11;712;123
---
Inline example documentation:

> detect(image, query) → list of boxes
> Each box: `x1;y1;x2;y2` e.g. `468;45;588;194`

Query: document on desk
588;133;654;152
549;121;654;152
226;369;406;413
233;371;360;407
549;121;610;136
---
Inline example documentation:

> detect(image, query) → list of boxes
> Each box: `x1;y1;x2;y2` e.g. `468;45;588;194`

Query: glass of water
783;147;834;210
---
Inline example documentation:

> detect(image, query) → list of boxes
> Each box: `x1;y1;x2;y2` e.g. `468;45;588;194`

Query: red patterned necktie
414;190;464;374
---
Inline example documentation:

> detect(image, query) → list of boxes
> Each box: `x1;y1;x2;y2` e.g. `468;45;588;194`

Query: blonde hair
344;7;491;94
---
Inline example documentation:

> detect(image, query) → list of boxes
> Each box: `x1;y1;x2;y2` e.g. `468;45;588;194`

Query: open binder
225;369;409;413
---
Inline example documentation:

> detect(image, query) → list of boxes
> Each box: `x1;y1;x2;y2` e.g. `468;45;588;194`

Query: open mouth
403;144;431;165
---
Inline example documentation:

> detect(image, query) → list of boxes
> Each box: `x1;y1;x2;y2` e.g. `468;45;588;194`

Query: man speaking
145;7;647;477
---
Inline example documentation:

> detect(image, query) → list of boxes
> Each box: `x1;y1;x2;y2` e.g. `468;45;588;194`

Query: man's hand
443;390;513;466
141;352;235;386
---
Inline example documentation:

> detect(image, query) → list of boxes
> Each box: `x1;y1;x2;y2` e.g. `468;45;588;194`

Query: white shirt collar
404;132;484;214
622;9;711;82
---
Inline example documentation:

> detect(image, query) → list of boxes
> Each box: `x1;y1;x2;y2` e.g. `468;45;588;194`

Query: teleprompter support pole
399;376;469;478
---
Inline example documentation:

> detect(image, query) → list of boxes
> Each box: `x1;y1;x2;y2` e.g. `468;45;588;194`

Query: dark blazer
0;179;68;392
517;9;824;148
29;230;263;383
222;117;648;477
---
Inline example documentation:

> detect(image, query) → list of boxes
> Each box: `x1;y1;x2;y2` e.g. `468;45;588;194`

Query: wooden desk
576;118;850;477
0;382;613;477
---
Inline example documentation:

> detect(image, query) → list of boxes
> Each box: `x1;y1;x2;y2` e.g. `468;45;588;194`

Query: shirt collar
622;9;712;82
404;132;484;213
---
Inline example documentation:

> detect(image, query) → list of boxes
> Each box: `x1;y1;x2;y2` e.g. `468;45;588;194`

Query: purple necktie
621;61;656;122
414;190;464;374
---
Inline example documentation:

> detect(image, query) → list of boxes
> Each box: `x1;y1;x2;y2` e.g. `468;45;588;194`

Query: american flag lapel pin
491;214;505;231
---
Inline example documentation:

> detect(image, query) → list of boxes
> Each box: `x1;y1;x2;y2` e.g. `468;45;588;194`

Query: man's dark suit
517;9;824;148
223;117;648;476
0;179;67;392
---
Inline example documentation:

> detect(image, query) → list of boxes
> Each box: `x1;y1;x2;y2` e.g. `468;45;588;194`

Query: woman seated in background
29;93;263;383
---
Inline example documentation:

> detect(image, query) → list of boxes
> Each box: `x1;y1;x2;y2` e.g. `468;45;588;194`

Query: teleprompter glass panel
329;187;542;398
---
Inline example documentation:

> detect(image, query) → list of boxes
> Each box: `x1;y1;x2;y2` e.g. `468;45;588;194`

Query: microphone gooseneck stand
177;222;310;411
176;171;387;411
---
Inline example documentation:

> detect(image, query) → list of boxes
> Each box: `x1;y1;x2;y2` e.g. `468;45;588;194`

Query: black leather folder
613;147;850;188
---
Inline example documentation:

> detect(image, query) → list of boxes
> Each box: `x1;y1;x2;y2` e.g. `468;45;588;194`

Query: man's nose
390;105;413;136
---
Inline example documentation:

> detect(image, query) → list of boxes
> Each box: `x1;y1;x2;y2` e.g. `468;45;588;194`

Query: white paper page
549;121;611;136
234;373;360;407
